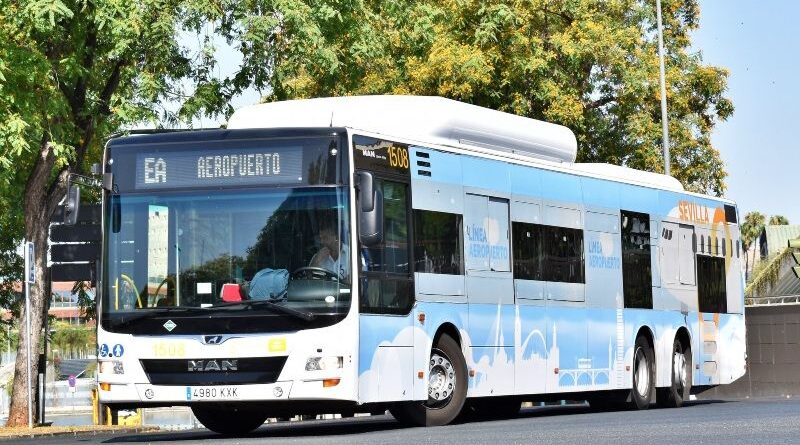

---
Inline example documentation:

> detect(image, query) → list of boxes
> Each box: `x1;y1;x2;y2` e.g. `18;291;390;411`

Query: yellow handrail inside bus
115;274;141;310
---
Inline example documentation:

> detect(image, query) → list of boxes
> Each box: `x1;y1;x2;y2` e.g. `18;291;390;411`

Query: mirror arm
68;173;102;189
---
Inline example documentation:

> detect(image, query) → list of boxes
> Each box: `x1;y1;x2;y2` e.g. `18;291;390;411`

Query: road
5;398;800;445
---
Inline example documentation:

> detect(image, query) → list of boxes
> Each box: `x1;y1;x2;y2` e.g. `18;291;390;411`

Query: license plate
186;386;240;401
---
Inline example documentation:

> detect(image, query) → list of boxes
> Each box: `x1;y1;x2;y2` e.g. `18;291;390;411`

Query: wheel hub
674;349;687;390
634;348;650;397
428;352;455;403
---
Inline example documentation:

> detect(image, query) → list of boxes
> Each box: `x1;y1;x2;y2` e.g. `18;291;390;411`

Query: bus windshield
102;186;351;331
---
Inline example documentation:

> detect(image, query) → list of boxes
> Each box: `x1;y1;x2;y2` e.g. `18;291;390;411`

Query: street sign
790;238;800;279
50;263;95;282
50;224;101;243
68;375;76;393
50;205;101;224
24;242;34;284
50;243;100;263
49;204;101;281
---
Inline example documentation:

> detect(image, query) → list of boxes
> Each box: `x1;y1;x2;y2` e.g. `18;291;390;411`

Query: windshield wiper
112;306;208;330
209;300;316;322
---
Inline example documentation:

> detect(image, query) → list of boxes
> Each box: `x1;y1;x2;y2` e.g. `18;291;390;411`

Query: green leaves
23;0;74;29
215;0;730;196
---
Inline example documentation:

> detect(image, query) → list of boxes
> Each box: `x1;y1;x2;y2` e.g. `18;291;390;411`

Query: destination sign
135;146;304;190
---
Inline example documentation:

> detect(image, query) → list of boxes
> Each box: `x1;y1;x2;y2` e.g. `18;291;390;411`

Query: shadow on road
101;400;736;443
102;415;405;443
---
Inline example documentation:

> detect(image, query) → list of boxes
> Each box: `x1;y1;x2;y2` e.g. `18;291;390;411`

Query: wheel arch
675;326;692;353
635;325;655;350
433;322;462;348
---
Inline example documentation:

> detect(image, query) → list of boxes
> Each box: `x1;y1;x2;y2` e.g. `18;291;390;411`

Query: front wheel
192;404;268;435
390;333;467;426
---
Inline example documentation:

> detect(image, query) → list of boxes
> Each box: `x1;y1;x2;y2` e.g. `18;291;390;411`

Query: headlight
305;356;343;371
99;360;124;375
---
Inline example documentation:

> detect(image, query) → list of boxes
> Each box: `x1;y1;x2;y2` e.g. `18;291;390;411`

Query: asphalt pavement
2;397;800;445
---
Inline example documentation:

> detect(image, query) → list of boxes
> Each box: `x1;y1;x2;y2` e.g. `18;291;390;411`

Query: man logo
188;359;238;372
203;335;225;345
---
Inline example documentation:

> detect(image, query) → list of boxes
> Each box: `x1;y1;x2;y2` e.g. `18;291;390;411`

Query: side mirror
355;172;383;246
64;184;81;226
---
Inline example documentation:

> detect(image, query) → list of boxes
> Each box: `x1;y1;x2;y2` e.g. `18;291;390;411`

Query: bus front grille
140;356;288;385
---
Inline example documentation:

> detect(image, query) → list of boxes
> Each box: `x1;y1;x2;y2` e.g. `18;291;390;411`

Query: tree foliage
768;215;789;226
207;0;733;195
741;211;766;252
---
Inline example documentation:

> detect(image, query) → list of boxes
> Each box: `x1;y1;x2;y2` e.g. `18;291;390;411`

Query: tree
768;215;789;226
0;0;227;426
220;0;732;195
741;211;766;280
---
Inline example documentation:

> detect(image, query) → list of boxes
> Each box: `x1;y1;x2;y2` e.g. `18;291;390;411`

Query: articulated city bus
92;96;745;434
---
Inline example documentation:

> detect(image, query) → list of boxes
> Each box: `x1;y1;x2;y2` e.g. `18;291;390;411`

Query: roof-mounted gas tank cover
227;95;578;164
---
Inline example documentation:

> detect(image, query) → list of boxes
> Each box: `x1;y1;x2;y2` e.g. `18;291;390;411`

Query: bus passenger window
413;210;463;275
512;222;584;284
621;210;652;309
512;222;543;281
697;255;727;313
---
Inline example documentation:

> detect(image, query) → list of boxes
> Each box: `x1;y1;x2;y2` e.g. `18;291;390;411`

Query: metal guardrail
746;294;800;306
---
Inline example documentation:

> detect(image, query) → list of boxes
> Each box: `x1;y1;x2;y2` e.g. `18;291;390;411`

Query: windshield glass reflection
103;187;351;325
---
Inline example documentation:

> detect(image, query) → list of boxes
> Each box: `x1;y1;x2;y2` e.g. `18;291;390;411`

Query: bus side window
413;210;463;275
359;179;414;314
621;210;652;309
697;255;727;313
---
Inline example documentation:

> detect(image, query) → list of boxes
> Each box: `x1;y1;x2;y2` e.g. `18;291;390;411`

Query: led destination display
135;146;304;190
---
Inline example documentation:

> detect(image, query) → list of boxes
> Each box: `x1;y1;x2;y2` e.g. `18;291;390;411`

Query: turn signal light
322;378;341;388
99;382;111;391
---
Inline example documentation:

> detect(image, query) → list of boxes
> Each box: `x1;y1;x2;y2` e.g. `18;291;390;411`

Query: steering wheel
116;273;143;309
291;266;339;281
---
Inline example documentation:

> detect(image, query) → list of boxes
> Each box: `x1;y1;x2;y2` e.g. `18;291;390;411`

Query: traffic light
790;238;800;279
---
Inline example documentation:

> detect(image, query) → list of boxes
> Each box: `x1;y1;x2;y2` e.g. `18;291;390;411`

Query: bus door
464;192;515;396
352;135;416;403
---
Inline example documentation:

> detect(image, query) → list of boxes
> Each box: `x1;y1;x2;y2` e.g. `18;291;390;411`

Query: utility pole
656;0;670;177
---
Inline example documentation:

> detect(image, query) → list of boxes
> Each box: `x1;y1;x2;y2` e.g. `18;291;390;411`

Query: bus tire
389;333;467;426
658;336;691;408
192;404;268;435
631;336;654;410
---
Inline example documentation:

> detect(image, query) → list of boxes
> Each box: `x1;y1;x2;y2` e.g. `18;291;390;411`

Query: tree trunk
6;138;62;427
6;223;49;426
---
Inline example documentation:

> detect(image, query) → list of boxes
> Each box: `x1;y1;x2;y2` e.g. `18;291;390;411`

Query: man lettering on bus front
310;225;350;281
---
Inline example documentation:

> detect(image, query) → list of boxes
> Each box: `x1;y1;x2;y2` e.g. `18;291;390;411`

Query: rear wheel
658;336;692;408
390;333;467;426
630;336;654;410
192;404;268;435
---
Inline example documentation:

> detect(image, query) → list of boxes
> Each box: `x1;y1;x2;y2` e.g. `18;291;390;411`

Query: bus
90;96;746;434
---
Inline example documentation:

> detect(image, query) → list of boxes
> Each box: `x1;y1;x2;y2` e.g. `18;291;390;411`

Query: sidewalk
0;424;158;440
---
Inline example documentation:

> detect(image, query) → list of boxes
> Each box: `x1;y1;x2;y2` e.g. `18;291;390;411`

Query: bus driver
309;225;350;281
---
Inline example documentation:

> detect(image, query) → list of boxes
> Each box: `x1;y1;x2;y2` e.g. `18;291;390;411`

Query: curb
0;425;159;440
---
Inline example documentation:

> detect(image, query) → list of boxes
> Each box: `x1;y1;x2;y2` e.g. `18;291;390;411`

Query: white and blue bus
94;96;745;433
